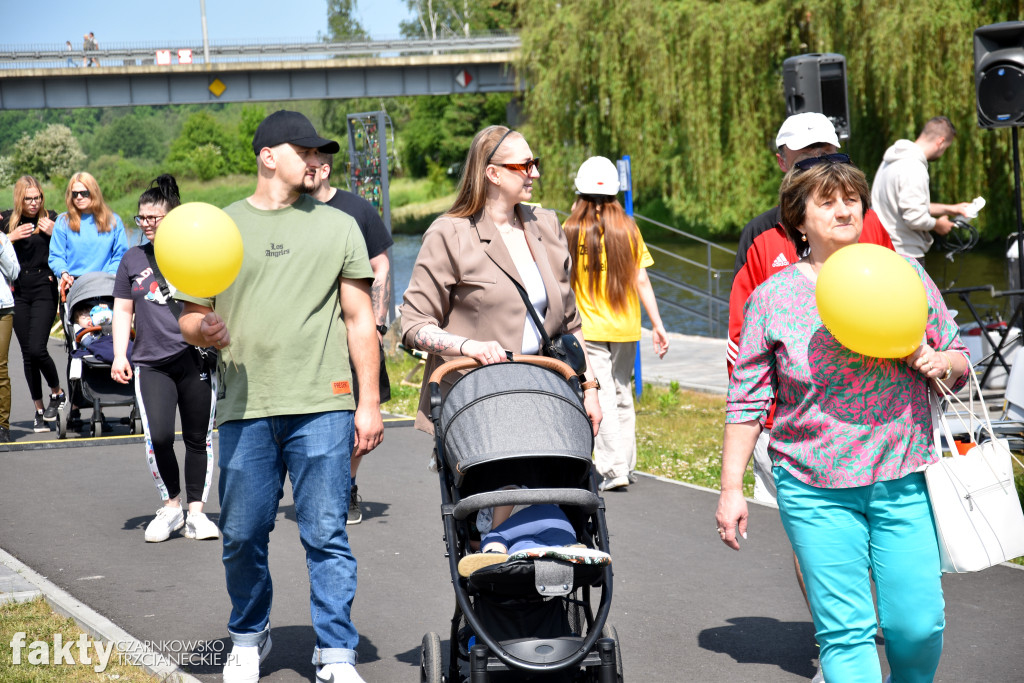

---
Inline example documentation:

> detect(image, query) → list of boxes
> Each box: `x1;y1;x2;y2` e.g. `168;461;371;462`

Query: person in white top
871;116;972;261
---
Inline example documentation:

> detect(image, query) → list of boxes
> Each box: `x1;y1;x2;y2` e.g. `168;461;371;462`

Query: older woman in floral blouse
716;157;969;683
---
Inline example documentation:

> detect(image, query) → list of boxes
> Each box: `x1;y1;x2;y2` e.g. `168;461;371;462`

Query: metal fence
633;213;734;338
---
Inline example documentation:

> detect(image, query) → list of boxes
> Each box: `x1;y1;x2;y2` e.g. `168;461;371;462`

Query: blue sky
3;0;413;47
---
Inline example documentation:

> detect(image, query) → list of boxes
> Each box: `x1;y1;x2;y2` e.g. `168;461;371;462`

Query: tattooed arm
413;324;508;366
369;252;391;338
400;217;511;366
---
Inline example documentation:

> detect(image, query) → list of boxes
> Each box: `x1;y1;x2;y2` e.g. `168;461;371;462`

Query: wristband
459;339;468;355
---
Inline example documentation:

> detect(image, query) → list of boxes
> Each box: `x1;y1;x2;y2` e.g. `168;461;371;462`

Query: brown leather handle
75;325;102;343
428;354;577;385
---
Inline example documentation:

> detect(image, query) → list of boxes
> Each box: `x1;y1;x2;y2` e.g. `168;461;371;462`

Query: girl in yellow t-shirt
564;157;669;492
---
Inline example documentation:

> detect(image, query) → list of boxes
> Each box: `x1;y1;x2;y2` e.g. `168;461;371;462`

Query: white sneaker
144;506;184;542
185;511;220;540
599;476;629;491
315;662;365;683
222;633;272;683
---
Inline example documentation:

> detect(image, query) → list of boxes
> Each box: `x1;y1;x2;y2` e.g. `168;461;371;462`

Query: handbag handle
933;363;1024;482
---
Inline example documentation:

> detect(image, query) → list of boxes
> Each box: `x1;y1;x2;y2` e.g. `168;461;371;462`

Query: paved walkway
1;335;1022;683
637;328;728;394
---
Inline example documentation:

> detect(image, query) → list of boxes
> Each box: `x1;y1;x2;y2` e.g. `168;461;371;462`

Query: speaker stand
1014;127;1024;292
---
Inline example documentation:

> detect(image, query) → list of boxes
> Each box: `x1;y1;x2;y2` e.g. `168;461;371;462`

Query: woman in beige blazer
401;125;602;434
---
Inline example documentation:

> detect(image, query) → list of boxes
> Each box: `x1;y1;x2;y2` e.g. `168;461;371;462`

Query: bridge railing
0;34;522;70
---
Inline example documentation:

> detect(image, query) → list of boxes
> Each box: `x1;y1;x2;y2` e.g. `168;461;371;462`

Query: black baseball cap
251;110;340;155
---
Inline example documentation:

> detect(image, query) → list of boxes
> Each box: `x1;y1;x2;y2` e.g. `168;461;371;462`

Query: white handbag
927;366;1024;573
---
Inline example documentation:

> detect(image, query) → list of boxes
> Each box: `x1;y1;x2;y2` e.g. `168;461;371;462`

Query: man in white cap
872;116;972;262
726;112;894;683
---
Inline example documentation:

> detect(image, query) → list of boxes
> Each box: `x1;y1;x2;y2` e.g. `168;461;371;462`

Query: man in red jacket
726;113;894;683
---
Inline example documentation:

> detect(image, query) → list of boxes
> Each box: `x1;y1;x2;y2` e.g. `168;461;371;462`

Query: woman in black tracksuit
111;175;218;543
1;175;66;433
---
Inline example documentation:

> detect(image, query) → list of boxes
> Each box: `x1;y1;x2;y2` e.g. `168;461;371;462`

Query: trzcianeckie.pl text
9;632;225;672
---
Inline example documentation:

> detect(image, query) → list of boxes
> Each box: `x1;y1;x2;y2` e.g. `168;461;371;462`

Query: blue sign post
617;156;642;400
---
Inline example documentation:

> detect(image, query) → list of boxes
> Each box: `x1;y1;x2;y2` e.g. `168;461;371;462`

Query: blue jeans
776;469;944;683
218;411;358;666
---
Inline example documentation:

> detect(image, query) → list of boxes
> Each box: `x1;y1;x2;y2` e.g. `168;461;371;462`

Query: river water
391;234;1019;338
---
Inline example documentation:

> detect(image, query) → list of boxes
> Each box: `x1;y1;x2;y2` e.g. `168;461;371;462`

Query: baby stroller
57;272;141;439
421;356;622;682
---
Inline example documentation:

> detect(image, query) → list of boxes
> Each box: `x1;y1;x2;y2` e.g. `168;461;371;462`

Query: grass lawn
0;597;159;682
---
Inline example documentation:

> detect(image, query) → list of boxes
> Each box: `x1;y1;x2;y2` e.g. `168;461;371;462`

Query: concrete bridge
0;36;521;109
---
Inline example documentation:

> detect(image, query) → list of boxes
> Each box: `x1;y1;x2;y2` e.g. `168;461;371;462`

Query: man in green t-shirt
179;110;382;683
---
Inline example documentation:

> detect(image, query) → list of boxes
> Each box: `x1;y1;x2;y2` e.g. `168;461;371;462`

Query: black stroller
421;356;622;682
58;272;141;438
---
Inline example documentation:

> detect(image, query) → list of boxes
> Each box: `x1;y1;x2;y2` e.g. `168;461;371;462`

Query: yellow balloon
815;243;928;358
154;202;243;298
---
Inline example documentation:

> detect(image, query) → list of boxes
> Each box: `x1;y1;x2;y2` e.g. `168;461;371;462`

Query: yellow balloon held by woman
815;243;927;358
154;202;243;298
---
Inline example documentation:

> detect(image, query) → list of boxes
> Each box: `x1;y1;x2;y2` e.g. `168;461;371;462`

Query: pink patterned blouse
727;260;969;488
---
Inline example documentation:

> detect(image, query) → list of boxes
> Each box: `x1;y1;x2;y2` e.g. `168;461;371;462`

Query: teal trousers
776;469;944;683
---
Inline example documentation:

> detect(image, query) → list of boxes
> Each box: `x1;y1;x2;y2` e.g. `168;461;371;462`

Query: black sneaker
42;392;66;422
347;485;362;525
32;412;48;433
0;426;11;443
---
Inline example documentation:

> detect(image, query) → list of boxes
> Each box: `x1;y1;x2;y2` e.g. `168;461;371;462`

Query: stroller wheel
420;632;443;683
56;412;66;440
597;623;624;683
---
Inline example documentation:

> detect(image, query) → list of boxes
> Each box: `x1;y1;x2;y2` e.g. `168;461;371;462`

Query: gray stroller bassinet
422;356;622;683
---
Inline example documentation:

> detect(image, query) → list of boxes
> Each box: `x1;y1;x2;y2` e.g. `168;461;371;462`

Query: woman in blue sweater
48;172;128;289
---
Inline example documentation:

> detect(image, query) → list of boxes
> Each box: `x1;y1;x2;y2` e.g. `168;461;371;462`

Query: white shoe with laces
222;633;272;683
144;506;184;542
315;662;365;683
185;511;220;540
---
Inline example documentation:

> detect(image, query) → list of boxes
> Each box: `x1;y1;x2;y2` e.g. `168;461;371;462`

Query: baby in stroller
73;302;112;351
422;356;623;683
459;486;611;577
59;272;138;438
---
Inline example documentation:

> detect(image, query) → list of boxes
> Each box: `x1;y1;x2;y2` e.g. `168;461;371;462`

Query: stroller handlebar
428;354;578;385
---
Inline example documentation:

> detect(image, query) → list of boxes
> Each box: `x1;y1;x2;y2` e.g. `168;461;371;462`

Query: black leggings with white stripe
135;348;215;505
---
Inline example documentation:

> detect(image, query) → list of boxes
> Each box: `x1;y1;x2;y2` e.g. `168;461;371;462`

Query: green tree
324;0;369;41
400;0;517;38
517;0;1024;239
10;124;86;180
166;111;232;180
91;113;167;161
400;93;510;176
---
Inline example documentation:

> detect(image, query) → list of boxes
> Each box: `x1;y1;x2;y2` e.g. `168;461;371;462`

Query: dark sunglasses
70;190;91;199
494;157;541;174
23;195;42;203
793;153;852;172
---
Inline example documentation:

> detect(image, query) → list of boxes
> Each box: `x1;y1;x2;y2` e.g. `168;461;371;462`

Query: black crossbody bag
142;244;219;375
507;273;587;374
